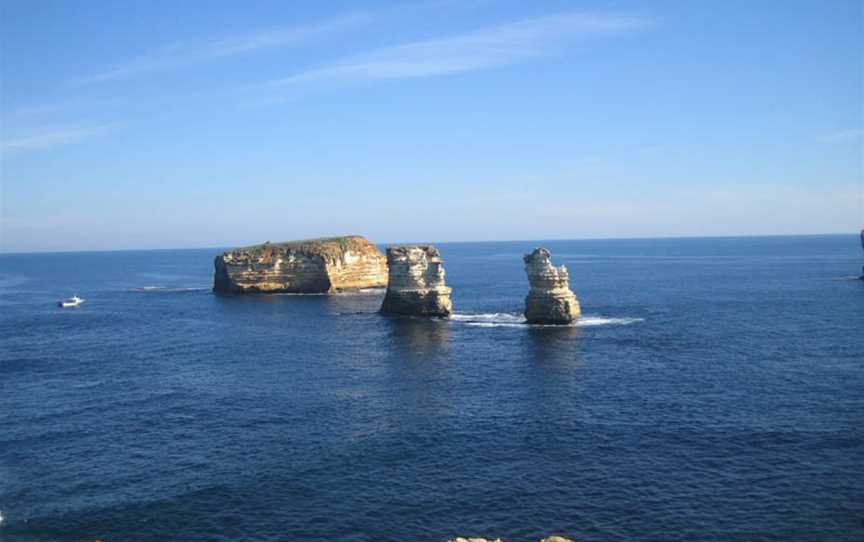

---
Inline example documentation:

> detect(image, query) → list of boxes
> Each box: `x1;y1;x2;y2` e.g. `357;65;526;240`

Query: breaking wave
450;312;524;324
577;316;644;327
450;312;643;328
337;287;386;295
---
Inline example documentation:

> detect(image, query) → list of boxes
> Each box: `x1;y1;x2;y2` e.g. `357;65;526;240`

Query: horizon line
0;232;857;256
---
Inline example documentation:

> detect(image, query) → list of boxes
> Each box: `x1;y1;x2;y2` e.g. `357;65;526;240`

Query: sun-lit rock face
380;245;453;317
213;235;387;294
523;247;581;324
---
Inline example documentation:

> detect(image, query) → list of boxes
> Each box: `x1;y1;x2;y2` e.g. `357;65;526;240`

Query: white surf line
449;312;644;328
133;286;210;292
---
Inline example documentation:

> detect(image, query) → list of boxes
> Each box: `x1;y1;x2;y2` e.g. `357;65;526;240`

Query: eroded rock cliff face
213;236;387;294
523;247;581;324
380;245;453;317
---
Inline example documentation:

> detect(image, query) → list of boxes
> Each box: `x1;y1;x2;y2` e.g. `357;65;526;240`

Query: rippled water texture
1;236;863;541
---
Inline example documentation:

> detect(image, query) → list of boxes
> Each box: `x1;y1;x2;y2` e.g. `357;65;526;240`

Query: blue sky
1;0;861;252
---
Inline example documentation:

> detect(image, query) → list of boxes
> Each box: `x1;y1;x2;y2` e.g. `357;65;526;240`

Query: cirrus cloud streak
266;12;652;89
71;14;371;86
0;126;112;155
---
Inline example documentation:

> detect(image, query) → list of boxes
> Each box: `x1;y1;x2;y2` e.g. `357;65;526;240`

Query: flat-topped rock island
213;235;388;294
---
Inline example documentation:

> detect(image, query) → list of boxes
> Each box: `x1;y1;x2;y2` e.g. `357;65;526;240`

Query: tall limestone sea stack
380;245;453;317
523;247;581;325
213;235;387;294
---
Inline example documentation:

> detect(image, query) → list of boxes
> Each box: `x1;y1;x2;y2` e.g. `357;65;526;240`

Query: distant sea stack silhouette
213;235;387;294
523;247;581;325
380;245;453;317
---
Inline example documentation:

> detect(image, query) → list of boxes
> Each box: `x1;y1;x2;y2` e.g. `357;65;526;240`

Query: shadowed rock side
380;245;453;317
523;247;581;325
213;235;387;294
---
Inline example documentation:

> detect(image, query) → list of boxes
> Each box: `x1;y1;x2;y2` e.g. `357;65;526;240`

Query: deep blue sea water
1;235;862;541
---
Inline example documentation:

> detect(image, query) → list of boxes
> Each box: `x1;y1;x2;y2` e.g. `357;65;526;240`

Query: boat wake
450;312;643;328
133;286;210;293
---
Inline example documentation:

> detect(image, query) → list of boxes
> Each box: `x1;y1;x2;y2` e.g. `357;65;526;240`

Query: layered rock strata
523;247;581;324
213;236;387;294
380;245;453;317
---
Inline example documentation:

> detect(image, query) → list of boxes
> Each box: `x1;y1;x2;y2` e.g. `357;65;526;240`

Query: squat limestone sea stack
380;245;453;317
523;247;581;325
213;235;387;294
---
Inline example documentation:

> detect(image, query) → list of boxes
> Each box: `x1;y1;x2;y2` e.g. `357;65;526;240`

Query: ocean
1;235;862;541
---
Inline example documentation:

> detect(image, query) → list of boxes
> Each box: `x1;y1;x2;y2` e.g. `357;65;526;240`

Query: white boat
58;295;84;308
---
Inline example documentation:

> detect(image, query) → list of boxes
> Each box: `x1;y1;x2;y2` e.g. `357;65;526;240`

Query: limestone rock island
213;235;388;294
380;245;453;317
523;247;581;325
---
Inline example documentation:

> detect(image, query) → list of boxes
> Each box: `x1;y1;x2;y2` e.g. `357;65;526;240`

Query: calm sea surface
1;236;862;541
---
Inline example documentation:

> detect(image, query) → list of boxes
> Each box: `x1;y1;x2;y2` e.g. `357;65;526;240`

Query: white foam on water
336;287;386;295
576;316;644;327
255;289;383;296
357;287;386;293
450;312;643;328
464;321;526;328
134;286;209;293
450;312;525;324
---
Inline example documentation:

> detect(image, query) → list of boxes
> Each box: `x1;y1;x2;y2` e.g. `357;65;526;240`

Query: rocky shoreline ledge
213;235;387;294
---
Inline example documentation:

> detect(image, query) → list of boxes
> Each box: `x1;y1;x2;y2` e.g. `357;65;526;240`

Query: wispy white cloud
0;126;111;154
266;12;651;89
72;14;370;85
6;103;68;118
817;128;862;144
